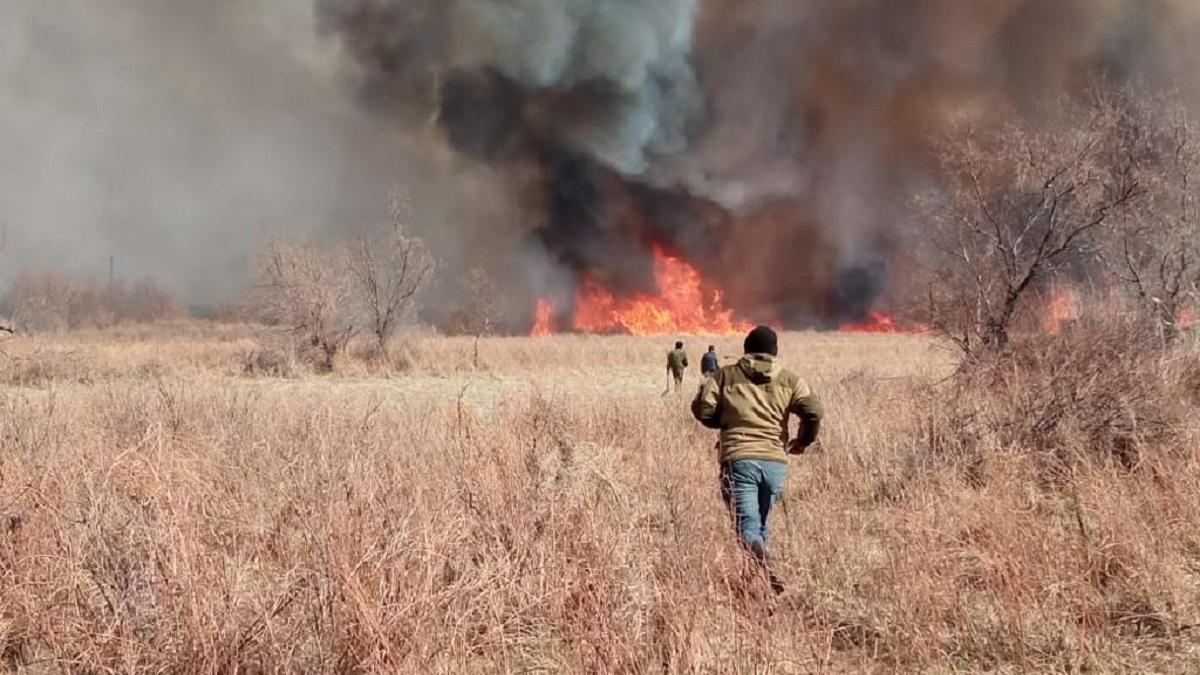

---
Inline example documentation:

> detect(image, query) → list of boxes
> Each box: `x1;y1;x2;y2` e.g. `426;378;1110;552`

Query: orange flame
1043;288;1080;334
531;298;557;337
839;310;928;334
532;246;753;336
1178;306;1196;330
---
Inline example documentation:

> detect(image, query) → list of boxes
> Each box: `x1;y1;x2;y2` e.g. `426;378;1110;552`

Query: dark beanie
744;325;779;356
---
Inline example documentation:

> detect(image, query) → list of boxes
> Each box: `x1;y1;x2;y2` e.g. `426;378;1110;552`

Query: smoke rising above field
4;1;1200;323
320;0;1200;326
0;0;402;305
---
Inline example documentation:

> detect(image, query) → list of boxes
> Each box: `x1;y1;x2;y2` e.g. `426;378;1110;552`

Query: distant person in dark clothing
666;341;690;393
701;345;719;377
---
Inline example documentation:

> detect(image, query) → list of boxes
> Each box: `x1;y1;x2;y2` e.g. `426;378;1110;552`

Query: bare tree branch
346;196;436;354
915;93;1144;354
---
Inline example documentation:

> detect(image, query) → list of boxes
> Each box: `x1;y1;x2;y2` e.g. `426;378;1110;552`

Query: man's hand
787;439;808;455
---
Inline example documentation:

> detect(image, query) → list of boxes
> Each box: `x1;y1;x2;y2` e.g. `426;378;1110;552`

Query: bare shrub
441;267;512;369
927;311;1180;478
4;272;183;333
346;198;435;355
915;95;1143;355
253;200;435;370
0;348;110;387
443;267;507;337
1101;95;1200;344
252;239;358;372
242;344;296;378
209;300;252;323
1176;355;1200;406
114;278;186;324
6;272;77;332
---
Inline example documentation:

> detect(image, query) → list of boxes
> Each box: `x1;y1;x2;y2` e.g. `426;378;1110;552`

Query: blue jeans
720;459;787;562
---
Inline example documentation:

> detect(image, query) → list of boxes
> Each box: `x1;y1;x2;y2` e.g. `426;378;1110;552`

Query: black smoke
316;0;1200;328
6;1;1200;320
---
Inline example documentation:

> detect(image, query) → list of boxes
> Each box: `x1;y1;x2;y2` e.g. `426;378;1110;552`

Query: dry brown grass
0;322;1197;672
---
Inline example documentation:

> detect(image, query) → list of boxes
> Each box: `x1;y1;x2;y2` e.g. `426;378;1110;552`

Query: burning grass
0;322;1198;672
535;246;753;337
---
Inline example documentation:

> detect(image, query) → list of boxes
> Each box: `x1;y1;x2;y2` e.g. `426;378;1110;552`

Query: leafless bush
442;266;523;339
346;198;435;355
4;271;184;333
115;279;185;324
927;311;1181;478
242;344;296;378
0;348;110;387
1100;94;1200;344
252;239;358;372
914;95;1143;356
253;200;435;370
6;272;76;332
1176;354;1200;406
209;300;252;323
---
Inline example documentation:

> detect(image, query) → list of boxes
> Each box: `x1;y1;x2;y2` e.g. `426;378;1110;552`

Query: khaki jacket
667;349;689;376
691;354;822;464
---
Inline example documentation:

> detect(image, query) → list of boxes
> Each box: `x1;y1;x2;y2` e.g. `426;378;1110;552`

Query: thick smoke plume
6;1;1200;325
320;0;1200;327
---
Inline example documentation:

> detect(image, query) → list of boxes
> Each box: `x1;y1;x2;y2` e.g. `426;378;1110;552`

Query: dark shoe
748;540;769;564
769;573;785;596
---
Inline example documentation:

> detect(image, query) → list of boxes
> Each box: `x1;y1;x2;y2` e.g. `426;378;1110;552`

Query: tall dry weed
0;323;1197;672
927;315;1185;478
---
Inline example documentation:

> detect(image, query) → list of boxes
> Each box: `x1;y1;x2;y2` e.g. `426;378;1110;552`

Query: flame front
531;298;557;337
839;311;928;334
1043;288;1081;334
533;246;752;336
1177;306;1196;330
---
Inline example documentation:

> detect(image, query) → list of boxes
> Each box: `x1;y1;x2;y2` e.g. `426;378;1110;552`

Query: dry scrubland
0;322;1198;673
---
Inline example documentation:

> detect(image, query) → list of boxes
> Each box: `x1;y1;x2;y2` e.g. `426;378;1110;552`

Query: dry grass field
0;322;1198;673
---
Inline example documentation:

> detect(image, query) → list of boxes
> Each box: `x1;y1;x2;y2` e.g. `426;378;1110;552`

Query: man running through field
691;325;823;595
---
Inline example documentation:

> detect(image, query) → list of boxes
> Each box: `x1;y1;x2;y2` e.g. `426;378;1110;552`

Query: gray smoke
317;0;703;174
458;0;702;174
6;0;1200;324
0;0;404;305
318;0;1200;325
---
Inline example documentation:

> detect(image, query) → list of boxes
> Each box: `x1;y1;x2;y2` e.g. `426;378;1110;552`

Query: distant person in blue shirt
701;345;719;377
